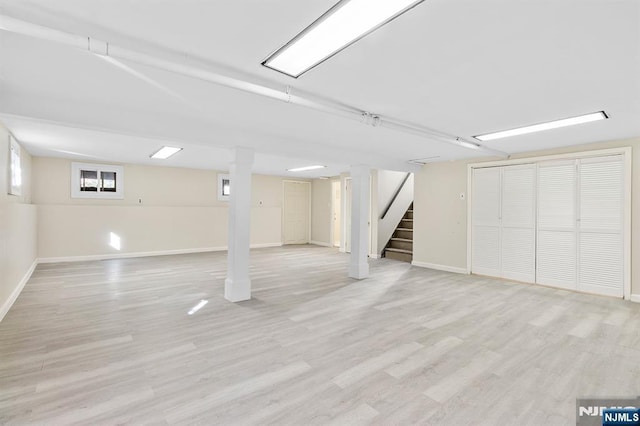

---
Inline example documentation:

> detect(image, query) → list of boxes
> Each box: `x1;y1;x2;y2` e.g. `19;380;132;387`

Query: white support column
349;165;371;279
225;147;254;302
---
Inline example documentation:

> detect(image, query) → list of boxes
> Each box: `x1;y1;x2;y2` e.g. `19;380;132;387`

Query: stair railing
380;172;411;220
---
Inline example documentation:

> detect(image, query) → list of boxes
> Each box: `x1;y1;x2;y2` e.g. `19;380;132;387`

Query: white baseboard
310;240;332;247
369;253;380;259
411;260;468;274
251;242;283;249
0;258;38;322
630;294;640;303
38;243;284;264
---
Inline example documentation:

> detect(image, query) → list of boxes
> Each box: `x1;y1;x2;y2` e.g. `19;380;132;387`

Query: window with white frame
71;162;124;199
217;173;230;201
8;135;22;196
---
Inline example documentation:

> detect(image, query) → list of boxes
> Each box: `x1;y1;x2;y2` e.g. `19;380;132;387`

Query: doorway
343;177;352;253
331;180;341;247
283;181;311;245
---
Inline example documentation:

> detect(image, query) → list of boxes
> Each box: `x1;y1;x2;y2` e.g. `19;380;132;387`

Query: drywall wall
310;178;332;246
413;137;640;295
32;157;302;260
0;122;37;321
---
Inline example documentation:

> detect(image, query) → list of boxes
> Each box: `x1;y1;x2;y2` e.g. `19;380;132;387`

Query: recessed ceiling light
474;111;608;142
263;0;425;78
287;165;326;172
150;146;182;159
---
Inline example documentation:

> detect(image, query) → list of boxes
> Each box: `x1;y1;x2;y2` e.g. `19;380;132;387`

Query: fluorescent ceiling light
474;111;608;142
287;165;326;172
150;146;182;159
263;0;425;78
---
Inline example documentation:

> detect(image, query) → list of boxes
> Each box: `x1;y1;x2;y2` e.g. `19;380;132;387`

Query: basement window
71;162;124;199
8;135;22;196
217;173;230;201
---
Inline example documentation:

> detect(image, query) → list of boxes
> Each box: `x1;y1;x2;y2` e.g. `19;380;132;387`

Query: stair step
391;238;412;242
396;228;413;232
385;248;413;255
401;218;413;222
407;210;413;213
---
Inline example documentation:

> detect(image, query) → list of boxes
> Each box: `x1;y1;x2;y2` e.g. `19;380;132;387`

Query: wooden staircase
384;203;413;263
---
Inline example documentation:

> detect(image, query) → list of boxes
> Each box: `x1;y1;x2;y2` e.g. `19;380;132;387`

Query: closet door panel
471;168;501;277
536;161;576;290
578;156;624;296
501;165;536;282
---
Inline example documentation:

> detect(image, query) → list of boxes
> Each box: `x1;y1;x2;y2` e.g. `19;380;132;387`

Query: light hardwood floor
1;245;639;425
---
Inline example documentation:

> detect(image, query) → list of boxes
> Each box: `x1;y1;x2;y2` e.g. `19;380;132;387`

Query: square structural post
225;147;254;302
349;165;370;279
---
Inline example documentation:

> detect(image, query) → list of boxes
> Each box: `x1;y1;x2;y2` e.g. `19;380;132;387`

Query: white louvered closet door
472;167;501;277
577;156;624;297
536;160;577;290
501;164;536;283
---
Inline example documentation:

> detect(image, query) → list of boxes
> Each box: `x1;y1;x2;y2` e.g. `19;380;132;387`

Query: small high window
218;173;230;201
72;162;124;199
8;135;22;196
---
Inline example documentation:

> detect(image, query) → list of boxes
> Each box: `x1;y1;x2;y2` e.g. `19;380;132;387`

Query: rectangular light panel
287;165;326;172
474;111;608;142
263;0;425;78
150;146;182;159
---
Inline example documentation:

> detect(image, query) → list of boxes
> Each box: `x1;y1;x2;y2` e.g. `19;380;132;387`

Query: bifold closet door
471;167;501;277
577;156;624;297
536;160;577;290
500;164;536;283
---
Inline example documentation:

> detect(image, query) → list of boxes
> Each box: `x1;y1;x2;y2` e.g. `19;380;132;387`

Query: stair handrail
380;172;411;220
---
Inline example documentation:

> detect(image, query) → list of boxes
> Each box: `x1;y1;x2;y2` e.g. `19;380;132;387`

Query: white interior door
344;178;352;253
536;160;577;290
501;164;536;283
471;167;501;277
283;181;310;245
577;155;624;297
332;180;341;247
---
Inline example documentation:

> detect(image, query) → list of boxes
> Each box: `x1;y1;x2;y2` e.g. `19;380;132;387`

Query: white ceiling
0;0;638;176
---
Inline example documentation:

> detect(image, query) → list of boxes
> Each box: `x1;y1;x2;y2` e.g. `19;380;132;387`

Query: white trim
411;260;468;274
38;243;283;264
369;253;380;259
0;259;37;322
310;240;332;247
251;242;283;249
467;147;631;170
630;295;640;303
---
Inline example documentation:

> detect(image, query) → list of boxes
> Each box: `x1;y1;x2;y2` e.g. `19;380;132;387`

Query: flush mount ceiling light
287;165;326;172
150;146;182;159
262;0;426;78
474;111;609;142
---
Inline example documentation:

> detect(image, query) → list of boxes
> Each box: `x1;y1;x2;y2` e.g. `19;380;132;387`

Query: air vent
408;156;440;165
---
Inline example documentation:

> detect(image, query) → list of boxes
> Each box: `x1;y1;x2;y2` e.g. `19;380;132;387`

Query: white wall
32;157;300;260
0;122;37;321
413;137;640;295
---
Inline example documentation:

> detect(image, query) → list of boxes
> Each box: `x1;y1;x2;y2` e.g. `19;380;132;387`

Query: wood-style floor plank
1;245;639;425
